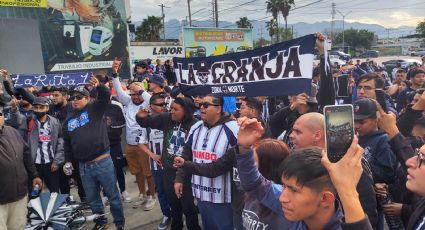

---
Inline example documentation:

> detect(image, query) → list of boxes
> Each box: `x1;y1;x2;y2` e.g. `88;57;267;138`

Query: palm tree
236;17;252;29
136;16;163;41
266;0;280;42
265;19;277;43
280;0;295;41
266;0;295;42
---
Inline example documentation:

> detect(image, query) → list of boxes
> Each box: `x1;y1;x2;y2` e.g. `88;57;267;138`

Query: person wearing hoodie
354;98;397;184
136;97;201;230
354;98;398;230
174;95;239;230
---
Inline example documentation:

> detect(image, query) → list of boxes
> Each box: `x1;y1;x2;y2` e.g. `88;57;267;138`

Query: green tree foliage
417;19;425;38
334;29;375;49
136;16;163;41
266;0;295;42
236;17;252;29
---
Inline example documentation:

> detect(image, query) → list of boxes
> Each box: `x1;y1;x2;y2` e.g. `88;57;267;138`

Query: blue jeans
79;156;125;227
197;200;233;230
152;169;171;217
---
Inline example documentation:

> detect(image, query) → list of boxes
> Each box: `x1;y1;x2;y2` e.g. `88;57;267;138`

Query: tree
266;0;295;42
236;17;252;29
135;16;163;41
334;29;375;50
266;19;278;43
254;38;271;48
417;19;425;38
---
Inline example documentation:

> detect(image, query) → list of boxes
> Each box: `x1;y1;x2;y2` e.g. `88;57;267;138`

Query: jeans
197;200;233;230
163;170;200;230
152;169;171;217
79;156;125;227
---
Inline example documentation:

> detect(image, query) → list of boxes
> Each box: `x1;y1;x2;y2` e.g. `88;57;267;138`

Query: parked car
330;55;346;66
382;59;422;69
410;50;425;57
358;50;379;58
329;50;351;61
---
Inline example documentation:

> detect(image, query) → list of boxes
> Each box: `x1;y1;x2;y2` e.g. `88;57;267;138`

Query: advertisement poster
183;27;253;57
0;0;129;76
0;0;46;8
130;45;184;63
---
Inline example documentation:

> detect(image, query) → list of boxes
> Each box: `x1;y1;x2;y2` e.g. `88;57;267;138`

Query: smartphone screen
324;105;354;163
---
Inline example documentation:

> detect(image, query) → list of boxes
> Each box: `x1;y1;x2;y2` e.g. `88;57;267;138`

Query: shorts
125;144;152;177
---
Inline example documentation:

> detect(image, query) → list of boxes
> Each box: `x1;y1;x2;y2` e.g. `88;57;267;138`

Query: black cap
353;98;377;120
33;96;49;106
70;86;90;97
135;61;148;68
149;74;165;87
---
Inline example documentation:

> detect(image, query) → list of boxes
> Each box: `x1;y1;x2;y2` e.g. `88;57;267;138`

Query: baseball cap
149;74;165;87
135;61;148;68
33;97;49;106
70;86;90;97
353;98;377;120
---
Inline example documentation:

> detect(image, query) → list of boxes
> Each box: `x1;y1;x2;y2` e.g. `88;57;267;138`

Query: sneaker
91;223;108;230
121;191;132;203
102;196;109;206
132;195;146;208
144;195;156;211
157;216;171;230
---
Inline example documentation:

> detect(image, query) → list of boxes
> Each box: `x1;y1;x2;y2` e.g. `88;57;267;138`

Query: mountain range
134;19;416;41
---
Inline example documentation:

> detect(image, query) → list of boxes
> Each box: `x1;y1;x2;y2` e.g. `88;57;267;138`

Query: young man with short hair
27;97;64;193
397;69;425;111
236;117;373;230
137;93;172;229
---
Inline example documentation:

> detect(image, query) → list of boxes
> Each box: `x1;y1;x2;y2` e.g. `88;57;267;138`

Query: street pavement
72;168;165;230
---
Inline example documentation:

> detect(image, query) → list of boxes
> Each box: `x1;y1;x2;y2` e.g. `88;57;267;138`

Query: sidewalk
71;168;164;230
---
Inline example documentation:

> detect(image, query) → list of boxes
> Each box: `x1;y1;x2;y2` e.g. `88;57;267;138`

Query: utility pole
187;0;192;27
214;0;218;27
211;0;215;27
331;2;336;40
158;4;170;40
259;28;264;47
336;9;352;53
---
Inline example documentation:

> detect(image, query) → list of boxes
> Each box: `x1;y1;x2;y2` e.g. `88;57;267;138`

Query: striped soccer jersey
187;120;239;203
35;120;54;164
138;128;164;171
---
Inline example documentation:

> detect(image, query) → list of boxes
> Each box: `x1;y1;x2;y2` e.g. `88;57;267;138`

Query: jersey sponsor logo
192;183;221;194
193;150;218;161
242;209;269;230
67;111;89;132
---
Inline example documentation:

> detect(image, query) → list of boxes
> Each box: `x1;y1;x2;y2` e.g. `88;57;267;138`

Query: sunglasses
0;112;3;116
200;102;219;108
70;95;85;101
129;94;140;96
152;103;167;107
414;149;425;168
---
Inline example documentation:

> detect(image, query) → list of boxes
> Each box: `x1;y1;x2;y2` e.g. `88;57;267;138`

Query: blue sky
130;0;424;28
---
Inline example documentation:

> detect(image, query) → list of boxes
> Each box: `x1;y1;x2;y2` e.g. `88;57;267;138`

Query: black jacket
105;101;125;145
0;125;38;204
62;85;111;162
136;97;197;171
397;105;423;137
